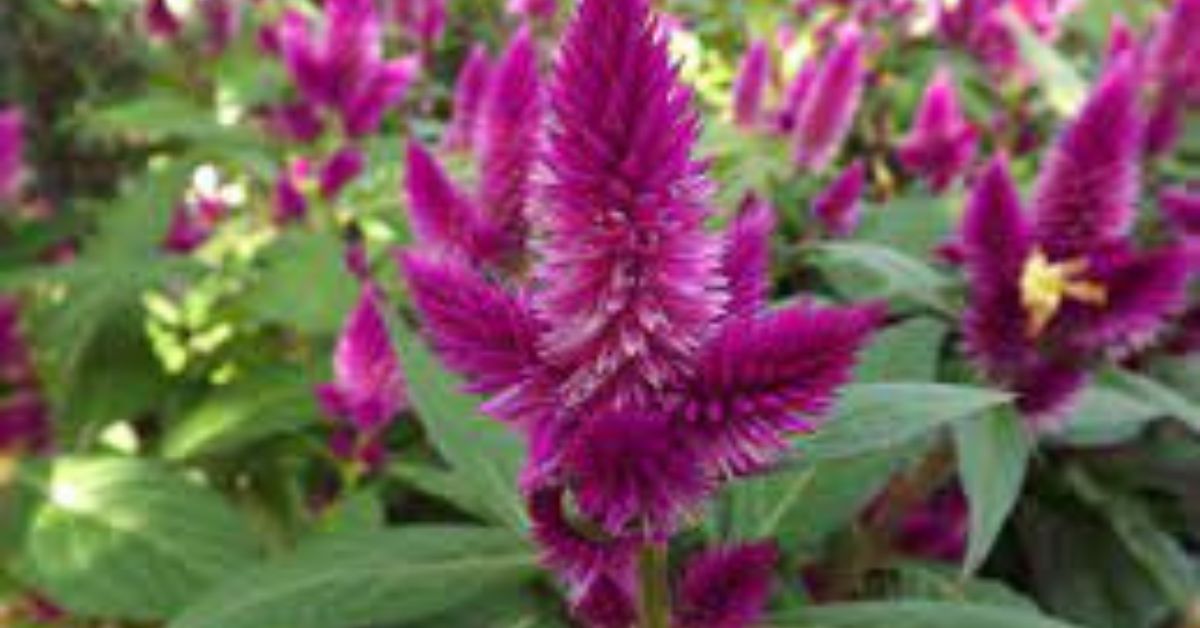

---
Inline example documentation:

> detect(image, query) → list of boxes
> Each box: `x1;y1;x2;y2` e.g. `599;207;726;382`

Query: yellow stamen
1020;250;1107;338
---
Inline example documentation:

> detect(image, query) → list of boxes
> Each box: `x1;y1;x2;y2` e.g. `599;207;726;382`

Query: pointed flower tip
794;24;866;171
733;39;771;127
674;542;778;628
812;159;867;237
1162;187;1200;236
321;286;407;433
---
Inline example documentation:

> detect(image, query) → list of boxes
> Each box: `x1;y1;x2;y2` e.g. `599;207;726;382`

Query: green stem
638;543;670;628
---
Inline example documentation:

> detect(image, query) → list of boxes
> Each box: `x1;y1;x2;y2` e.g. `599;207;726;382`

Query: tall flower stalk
402;0;881;624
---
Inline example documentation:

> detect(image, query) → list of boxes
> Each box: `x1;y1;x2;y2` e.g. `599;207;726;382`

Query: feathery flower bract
794;25;865;172
443;45;492;152
733;40;771;128
319;146;365;199
811;159;866;238
143;0;182;40
673;543;778;628
897;68;978;193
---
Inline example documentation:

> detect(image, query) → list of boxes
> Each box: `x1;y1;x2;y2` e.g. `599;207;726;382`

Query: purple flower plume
897;67;978;193
733;39;771;128
1032;57;1143;258
1147;0;1200;105
402;0;880;607
320;146;365;199
794;25;865;172
1162;186;1200;237
721;195;775;319
476;27;542;256
508;0;559;19
536;0;724;411
772;59;816;133
198;0;241;56
811;159;866;238
961;154;1190;428
673;543;778;628
343;56;420;138
443;45;493;152
316;286;407;467
0;108;24;201
143;0;182;40
405;142;504;264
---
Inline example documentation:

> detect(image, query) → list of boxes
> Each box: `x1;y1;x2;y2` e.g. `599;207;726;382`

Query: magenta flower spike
0;108;23;201
323;0;384;108
508;0;559;19
794;25;866;172
673;543;778;628
890;484;969;562
402;0;880;617
1031;57;1143;258
772;60;816;133
343;55;420;138
1145;99;1183;157
278;10;328;105
722;195;775;319
319;147;365;200
1105;14;1135;63
198;0;241;56
897;68;978;193
732;39;771;128
1147;0;1200;105
476;27;541;255
317;286;408;431
811;159;866;238
272;163;309;224
443;45;493;152
1161;187;1200;237
162;203;212;254
404;142;503;264
391;0;446;48
961;151;1190;427
143;0;182;40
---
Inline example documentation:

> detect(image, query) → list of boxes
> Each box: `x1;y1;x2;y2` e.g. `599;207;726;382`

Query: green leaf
169;526;538;628
855;318;947;383
775;601;1086;628
856;193;959;259
725;450;908;552
242;232;359;335
390;318;528;531
19;457;259;621
813;242;953;314
1054;385;1158;447
885;563;1039;610
1099;367;1200;433
954;408;1030;574
795;384;1011;461
162;366;322;460
1006;12;1087;117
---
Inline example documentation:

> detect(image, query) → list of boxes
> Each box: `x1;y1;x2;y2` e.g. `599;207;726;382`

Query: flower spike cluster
402;0;881;622
794;25;866;172
897;68;978;193
442;44;492;152
732;39;771;128
960;59;1191;428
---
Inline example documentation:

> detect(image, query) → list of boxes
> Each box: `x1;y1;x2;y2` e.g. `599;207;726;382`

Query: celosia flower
811;160;866;238
198;0;240;55
886;483;969;562
794;25;865;171
507;0;558;19
960;64;1191;426
163;197;226;254
732;39;771;128
1161;186;1200;237
276;0;418;139
402;0;880;619
273;159;309;224
265;102;324;144
476;27;542;256
316;286;408;468
1145;99;1183;157
772;60;816;134
897;68;978;193
0;108;24;201
1105;14;1135;63
1147;0;1200;105
390;0;446;48
319;147;365;199
404;141;503;264
442;45;492;152
143;0;182;40
673;543;778;628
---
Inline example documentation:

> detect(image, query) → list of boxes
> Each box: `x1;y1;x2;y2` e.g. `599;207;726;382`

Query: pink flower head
273;160;309;224
316;286;407;465
442;45;493;152
811;159;866;238
476;26;542;257
507;0;559;19
897;67;978;193
143;0;182;40
1161;186;1200;237
404;141;504;264
319;146;365;200
674;543;778;628
402;0;880;600
1147;0;1200;106
0;108;24;201
961;149;1190;427
794;24;866;172
732;39;771;128
198;0;241;55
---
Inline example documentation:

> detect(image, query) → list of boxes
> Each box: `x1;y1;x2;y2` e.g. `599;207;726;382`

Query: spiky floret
720;195;775;319
404;142;502;264
477;27;542;252
443;44;492;152
811;159;866;237
673;542;778;628
794;25;865;171
897;67;978;193
732;39;771;127
536;0;725;411
1031;57;1143;258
